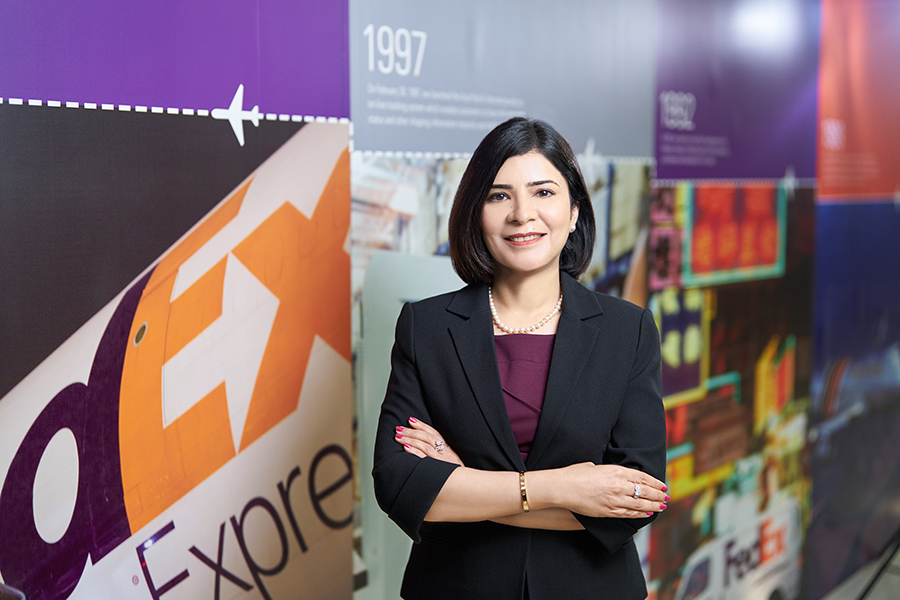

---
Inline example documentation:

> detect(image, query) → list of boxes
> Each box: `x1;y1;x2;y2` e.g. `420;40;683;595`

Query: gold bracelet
519;471;530;513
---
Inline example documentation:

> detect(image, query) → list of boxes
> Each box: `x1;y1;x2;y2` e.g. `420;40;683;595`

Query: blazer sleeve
574;307;667;554
372;302;459;542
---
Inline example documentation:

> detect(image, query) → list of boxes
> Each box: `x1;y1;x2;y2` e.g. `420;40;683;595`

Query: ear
570;202;580;230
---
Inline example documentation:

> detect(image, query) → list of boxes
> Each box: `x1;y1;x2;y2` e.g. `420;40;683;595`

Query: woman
373;117;667;600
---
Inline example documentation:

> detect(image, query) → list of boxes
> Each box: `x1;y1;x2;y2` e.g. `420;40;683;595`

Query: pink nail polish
403;443;411;449
646;512;654;516
409;417;418;423
395;433;403;439
395;426;404;432
662;485;668;492
664;495;671;502
660;504;667;510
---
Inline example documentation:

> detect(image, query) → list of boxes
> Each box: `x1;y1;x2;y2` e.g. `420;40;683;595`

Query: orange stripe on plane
119;181;249;532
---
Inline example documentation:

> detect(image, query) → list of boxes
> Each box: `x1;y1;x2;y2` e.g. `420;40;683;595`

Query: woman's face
481;151;579;280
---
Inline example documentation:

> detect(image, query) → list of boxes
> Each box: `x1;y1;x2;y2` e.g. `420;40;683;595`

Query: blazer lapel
447;285;525;470
526;274;603;469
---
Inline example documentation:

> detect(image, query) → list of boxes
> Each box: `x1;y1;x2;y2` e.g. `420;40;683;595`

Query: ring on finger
633;483;642;499
434;439;445;453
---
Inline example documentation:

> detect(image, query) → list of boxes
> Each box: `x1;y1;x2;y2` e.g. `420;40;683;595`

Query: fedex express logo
0;147;350;600
724;517;788;585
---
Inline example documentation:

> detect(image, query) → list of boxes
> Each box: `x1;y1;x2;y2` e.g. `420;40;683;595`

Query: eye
535;188;555;198
487;191;509;202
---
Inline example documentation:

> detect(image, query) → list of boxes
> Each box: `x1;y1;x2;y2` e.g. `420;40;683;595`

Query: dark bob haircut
448;117;595;285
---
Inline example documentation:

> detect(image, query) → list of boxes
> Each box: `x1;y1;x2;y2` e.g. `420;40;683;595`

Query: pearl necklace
489;286;563;334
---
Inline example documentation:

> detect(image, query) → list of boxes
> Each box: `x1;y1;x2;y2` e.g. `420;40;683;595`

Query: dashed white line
355;149;472;161
4;97;351;140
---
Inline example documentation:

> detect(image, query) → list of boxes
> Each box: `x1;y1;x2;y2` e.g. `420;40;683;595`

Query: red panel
818;0;900;200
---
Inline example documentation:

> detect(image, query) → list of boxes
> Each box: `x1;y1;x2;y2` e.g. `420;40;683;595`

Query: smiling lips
505;233;545;246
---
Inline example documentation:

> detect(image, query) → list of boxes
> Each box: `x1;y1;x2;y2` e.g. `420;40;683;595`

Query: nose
508;196;536;225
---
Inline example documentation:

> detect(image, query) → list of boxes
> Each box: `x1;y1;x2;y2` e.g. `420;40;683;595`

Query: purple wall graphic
655;0;819;180
0;0;348;119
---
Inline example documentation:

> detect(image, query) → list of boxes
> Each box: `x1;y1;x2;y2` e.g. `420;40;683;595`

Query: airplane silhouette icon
212;84;260;146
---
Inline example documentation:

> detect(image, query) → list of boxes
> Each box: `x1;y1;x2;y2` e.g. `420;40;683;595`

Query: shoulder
407;288;461;312
405;283;484;317
394;283;484;334
593;290;647;321
562;276;657;352
562;273;647;323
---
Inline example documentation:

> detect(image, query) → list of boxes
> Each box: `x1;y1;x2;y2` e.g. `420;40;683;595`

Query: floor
822;542;900;600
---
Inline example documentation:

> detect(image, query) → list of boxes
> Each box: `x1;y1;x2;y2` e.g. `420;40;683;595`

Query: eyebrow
490;180;560;189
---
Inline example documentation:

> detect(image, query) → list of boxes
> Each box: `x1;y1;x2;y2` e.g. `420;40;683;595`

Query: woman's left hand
394;417;464;467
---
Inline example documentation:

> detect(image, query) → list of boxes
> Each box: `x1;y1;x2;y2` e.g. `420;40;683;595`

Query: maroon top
494;334;555;461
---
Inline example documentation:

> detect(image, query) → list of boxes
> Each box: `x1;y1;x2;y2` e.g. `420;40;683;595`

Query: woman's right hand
394;417;465;467
542;462;668;519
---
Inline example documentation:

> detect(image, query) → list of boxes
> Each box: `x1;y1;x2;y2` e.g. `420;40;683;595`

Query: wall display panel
817;0;900;200
0;123;352;600
643;185;815;600
0;0;349;121
655;0;819;180
0;3;353;598
805;203;900;598
349;0;656;156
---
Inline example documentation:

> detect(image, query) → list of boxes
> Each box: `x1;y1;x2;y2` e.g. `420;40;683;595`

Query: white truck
675;499;802;600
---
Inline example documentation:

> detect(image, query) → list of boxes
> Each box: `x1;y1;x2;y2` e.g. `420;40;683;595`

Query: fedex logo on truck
0;128;351;600
724;516;788;585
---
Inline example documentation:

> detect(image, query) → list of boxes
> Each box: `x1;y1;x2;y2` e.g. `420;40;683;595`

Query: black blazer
373;273;666;600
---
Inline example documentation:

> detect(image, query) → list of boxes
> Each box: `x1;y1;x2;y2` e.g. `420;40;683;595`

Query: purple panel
655;0;819;180
0;0;348;117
